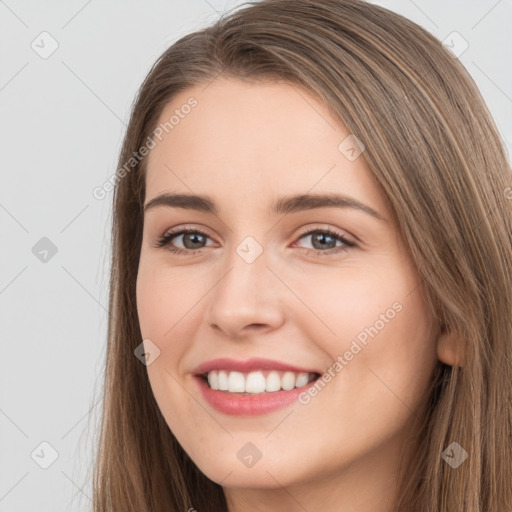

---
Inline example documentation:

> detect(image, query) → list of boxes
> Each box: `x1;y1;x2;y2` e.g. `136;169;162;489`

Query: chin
187;445;314;490
203;463;298;489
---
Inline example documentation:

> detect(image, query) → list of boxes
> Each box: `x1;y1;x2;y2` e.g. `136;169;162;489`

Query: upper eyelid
162;223;351;236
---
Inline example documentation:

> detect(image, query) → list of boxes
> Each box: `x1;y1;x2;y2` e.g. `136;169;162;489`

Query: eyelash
153;226;356;257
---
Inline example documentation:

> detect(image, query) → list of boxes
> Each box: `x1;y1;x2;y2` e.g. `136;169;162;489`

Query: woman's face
136;77;439;501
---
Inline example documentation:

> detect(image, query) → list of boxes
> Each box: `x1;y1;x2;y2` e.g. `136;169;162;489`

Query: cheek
136;260;202;344
135;260;214;420
135;262;204;443
314;268;437;412
290;259;437;396
286;262;403;343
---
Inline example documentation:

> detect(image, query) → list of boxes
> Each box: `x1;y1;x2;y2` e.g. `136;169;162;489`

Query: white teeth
218;370;229;391
228;371;245;392
245;371;266;393
281;371;296;390
295;372;309;388
207;371;219;390
266;371;281;392
205;370;315;394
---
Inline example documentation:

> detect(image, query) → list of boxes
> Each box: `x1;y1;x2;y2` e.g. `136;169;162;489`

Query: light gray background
0;1;510;511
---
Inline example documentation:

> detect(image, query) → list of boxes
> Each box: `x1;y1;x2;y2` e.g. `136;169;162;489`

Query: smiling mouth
200;369;321;395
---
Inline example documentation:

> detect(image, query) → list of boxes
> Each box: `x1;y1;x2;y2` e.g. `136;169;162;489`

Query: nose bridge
205;234;284;335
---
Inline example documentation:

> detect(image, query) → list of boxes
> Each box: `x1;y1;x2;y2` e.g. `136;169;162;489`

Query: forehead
144;77;388;218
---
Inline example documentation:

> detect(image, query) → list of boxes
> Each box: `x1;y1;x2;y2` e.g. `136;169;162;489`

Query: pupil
185;233;204;248
313;233;335;250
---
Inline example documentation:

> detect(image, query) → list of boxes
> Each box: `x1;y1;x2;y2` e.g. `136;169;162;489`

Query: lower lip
194;376;314;416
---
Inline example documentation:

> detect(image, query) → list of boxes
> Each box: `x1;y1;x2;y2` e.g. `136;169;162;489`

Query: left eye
294;229;356;254
154;227;356;256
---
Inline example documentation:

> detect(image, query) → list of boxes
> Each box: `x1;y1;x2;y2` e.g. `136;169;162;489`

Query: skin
136;77;458;512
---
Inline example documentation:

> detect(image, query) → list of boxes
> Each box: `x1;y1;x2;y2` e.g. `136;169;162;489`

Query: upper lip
192;357;320;376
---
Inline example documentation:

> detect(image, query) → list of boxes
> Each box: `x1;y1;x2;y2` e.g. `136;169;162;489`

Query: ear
436;328;465;367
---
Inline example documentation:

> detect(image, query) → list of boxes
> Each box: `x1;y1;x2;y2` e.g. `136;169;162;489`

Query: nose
204;243;285;341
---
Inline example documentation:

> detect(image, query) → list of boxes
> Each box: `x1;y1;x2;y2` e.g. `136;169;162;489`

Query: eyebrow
143;192;386;221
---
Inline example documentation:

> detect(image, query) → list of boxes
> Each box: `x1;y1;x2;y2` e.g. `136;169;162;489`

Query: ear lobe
437;329;465;367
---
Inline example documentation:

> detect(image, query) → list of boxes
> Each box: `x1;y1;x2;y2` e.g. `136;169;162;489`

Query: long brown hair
91;0;512;510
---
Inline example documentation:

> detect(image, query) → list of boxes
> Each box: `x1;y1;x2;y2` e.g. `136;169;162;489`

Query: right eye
154;228;214;255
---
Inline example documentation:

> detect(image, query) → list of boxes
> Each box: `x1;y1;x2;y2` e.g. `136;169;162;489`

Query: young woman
92;0;512;510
